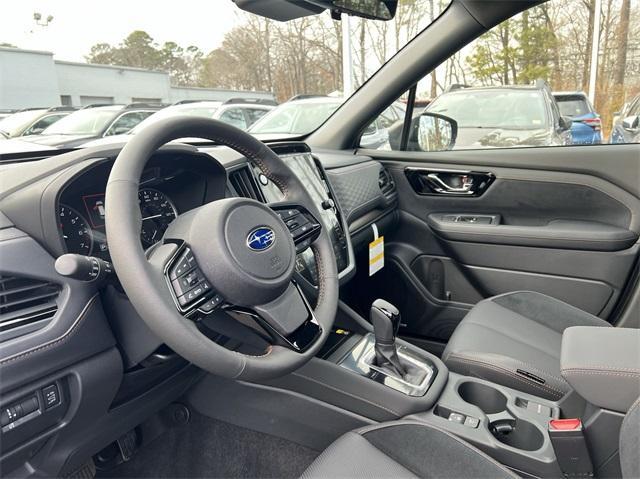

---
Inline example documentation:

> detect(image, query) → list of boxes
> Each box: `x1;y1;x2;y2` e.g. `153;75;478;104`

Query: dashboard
0;140;396;477
56;146;354;287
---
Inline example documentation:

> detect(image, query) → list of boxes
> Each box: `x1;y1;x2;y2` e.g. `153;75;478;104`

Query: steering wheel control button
172;269;207;296
276;209;299;221
170;248;197;279
178;285;205;306
42;384;60;409
198;294;224;313
272;205;321;253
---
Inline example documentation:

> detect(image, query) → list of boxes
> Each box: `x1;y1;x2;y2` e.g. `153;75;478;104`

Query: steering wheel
105;116;339;381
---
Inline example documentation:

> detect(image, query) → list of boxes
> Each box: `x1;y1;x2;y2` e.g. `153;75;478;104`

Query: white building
0;47;275;109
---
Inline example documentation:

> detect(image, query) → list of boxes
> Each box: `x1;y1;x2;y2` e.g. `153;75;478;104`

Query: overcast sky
1;0;241;61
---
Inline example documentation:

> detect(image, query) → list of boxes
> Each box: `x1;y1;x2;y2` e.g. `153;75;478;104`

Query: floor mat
98;413;319;479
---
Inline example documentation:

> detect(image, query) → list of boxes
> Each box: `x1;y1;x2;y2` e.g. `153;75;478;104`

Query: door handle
426;173;475;195
404;168;495;197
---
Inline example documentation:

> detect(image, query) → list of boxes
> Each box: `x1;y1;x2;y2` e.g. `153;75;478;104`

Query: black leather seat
302;420;517;478
442;291;611;400
303;399;640;478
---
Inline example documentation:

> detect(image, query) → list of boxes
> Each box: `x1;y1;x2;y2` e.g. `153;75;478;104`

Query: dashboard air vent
378;167;397;201
0;275;60;333
228;166;265;202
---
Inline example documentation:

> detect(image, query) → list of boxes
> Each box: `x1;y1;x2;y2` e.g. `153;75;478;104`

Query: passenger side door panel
361;145;640;342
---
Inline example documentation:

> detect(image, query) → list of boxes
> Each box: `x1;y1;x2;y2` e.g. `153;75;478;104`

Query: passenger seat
442;291;612;400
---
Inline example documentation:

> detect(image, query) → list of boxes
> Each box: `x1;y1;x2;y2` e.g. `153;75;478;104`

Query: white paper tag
369;223;384;276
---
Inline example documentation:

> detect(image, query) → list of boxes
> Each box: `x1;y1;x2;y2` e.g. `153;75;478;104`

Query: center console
413;373;562;477
267;296;635;478
332;299;563;477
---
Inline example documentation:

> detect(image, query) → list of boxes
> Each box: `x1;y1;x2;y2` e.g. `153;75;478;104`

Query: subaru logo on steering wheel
247;227;275;251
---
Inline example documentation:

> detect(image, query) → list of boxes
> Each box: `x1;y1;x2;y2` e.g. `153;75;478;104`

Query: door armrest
427;215;638;252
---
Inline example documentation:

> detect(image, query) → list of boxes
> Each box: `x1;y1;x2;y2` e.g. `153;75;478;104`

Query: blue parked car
553;91;602;144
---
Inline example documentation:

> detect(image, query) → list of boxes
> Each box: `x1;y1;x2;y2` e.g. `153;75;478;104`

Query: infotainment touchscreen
256;152;349;284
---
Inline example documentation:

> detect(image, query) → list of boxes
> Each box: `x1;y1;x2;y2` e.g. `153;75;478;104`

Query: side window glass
361;0;637;151
219;108;247;129
23;114;65;136
245;108;269;127
106;111;152;136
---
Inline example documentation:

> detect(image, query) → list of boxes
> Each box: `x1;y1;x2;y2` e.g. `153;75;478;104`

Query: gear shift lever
371;299;406;377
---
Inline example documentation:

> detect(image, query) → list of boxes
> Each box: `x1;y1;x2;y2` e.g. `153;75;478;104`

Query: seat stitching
447;354;565;398
561;366;640;373
561;370;640;378
455;351;567;384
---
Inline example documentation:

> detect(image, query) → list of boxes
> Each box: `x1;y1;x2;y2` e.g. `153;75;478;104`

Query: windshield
428;90;549;129
1;1;444;141
130;105;220;134
249;101;342;135
42;109;119;135
0;110;46;136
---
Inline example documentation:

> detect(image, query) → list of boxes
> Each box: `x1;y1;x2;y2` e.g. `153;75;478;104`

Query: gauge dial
59;204;93;255
138;188;178;246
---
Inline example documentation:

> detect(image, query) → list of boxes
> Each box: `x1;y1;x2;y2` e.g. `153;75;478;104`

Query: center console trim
339;333;436;397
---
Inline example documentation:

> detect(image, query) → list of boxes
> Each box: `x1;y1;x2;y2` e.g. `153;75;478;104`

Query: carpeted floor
98;413;319;479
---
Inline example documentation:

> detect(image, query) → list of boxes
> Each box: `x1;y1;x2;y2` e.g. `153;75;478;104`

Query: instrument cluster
58;187;177;258
57;160;210;260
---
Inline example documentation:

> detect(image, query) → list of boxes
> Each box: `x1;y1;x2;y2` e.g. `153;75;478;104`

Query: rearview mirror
417;113;458;152
622;115;639;132
308;0;397;20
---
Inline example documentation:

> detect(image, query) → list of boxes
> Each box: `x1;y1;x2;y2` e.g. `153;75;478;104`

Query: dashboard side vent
0;275;60;333
378;166;397;201
228;166;265;202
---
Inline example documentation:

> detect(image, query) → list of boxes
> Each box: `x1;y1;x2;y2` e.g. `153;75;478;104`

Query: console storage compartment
410;374;562;478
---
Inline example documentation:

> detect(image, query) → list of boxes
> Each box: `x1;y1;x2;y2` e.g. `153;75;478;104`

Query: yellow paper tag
369;235;384;276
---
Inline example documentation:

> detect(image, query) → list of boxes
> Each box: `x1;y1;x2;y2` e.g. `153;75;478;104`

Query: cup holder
458;381;508;414
490;418;544;451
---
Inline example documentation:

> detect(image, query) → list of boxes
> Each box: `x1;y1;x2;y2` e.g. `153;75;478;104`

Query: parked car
611;94;640;144
0;109;17;122
424;82;572;149
0;107;76;140
553;91;602;144
0;103;163;151
78;99;278;149
249;96;405;148
133;98;276;131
